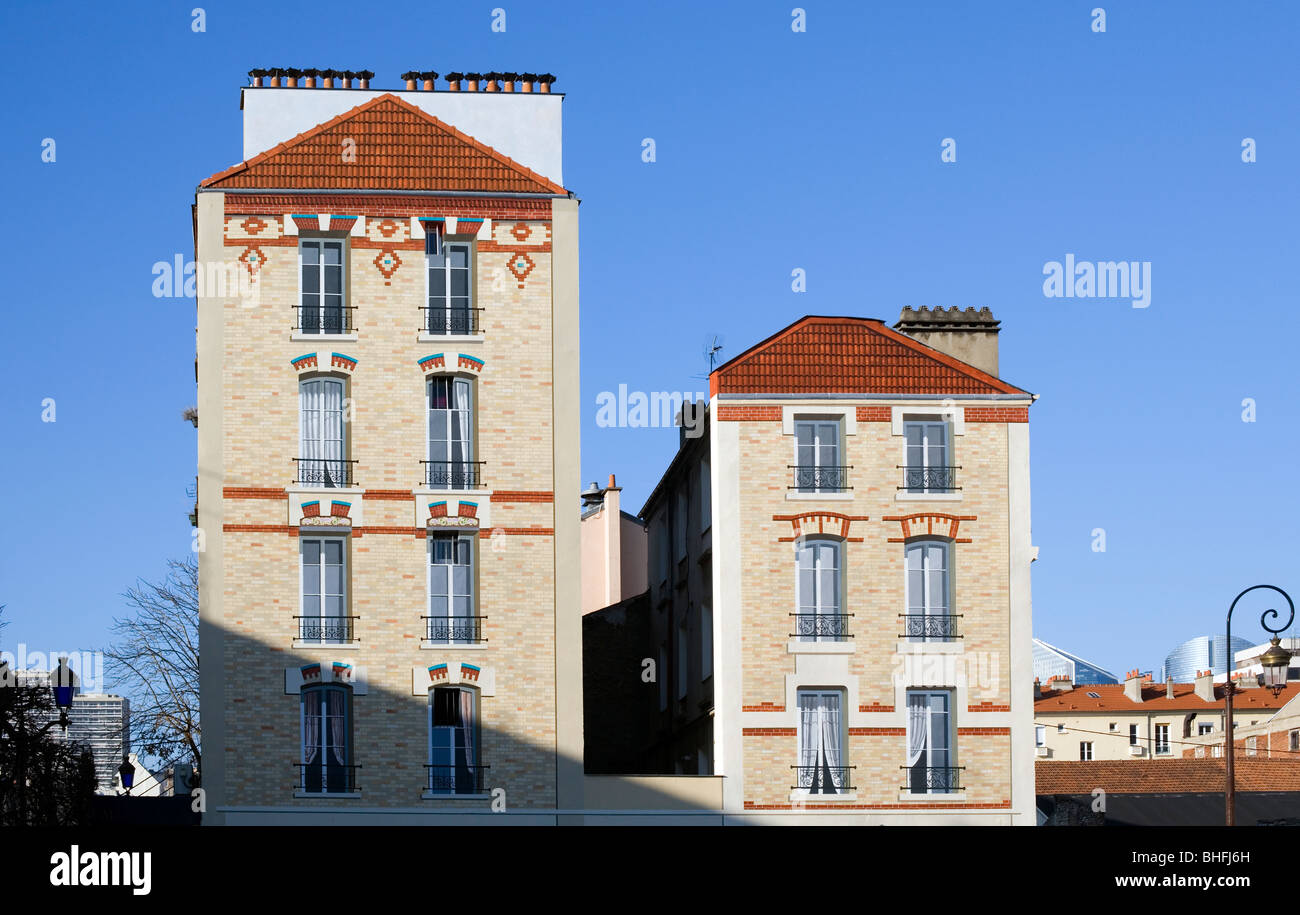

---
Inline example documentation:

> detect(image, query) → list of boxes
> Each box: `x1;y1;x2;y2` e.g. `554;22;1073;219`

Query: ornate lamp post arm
1224;584;1295;826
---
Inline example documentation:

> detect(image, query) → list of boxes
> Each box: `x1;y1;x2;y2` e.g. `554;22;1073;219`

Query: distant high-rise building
1033;639;1118;686
1161;635;1252;682
14;670;130;792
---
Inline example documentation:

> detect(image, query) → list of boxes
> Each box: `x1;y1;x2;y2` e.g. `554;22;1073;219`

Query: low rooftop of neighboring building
1035;678;1299;712
1037;758;1300;794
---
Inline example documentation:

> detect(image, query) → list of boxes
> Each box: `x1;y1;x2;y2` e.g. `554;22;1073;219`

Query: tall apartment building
702;310;1039;823
15;671;129;793
194;71;584;824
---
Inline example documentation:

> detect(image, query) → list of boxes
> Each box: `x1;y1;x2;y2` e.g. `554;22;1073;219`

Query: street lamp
51;657;75;731
117;757;136;795
1224;585;1295;826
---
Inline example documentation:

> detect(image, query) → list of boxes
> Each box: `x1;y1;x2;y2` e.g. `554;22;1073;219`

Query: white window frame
1080;741;1093;761
795;537;844;643
298;238;348;334
425;240;474;335
426;375;476;489
1155;723;1170;755
427;533;476;644
299;535;348;643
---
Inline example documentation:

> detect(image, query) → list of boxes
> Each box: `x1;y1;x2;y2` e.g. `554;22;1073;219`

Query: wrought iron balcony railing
293;457;358;488
789;465;852;492
426;763;489;795
790;613;854;641
899;465;960;493
903;765;963;793
422;460;486;489
898;613;963;641
422;615;487;644
421;306;483;336
792;764;855;793
293;305;356;335
295;615;359;643
294;763;360;794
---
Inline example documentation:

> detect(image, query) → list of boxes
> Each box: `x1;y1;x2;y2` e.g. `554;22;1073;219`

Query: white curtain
301;379;344;485
302;693;320;766
906;696;928;767
327;687;347;766
820;694;842;792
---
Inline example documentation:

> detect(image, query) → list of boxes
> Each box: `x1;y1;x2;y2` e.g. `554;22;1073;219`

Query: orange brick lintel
742;728;797;737
858;704;895;713
848;727;907;736
223;487;287;499
744;801;1012;810
965;406;1029;423
968;703;1011;712
716;405;781;422
490;491;555;503
742;704;786;712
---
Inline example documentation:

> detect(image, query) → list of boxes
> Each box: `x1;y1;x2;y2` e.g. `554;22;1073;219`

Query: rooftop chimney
1166;676;1176;699
894;306;1002;377
580;481;603;510
1195;669;1215;702
1123;668;1144;703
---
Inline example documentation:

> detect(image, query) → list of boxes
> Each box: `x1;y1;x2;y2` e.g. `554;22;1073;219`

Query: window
428;534;475;643
427;376;476;488
1246;736;1258;757
903;419;952;493
300;537;349;643
676;614;689;700
795;539;844;641
793;420;844;492
300;684;352;793
1035;725;1045;747
426;240;474;334
700;459;711;532
657;644;668;711
904;539;954;641
1199;723;1215;737
1291;730;1299;752
797;689;847;794
299;377;348;487
1079;741;1093;761
1108;721;1116;731
673;489;688;561
1155;724;1170;755
1129;724;1139;746
298;239;347;334
906;691;955;793
1057;723;1065;733
701;603;713;680
428;686;481;794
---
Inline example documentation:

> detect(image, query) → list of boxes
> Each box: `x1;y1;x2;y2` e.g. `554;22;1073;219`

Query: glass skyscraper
1160;634;1252;682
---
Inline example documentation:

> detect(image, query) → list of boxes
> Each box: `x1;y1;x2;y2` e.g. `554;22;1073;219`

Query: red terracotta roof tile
200;94;566;195
710;316;1030;397
1035;682;1297;713
1037;758;1300;794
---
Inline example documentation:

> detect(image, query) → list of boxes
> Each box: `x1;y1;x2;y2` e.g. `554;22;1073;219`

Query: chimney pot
894;306;1002;377
608;473;617;488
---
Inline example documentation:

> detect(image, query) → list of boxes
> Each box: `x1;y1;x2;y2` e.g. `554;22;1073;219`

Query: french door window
427;377;475;488
299;240;346;334
300;684;352;793
905;540;955;641
429;687;480;794
904;420;952;492
793;420;844;492
300;537;348;643
299;377;348;487
795;539;845;641
1156;724;1170;755
427;241;473;334
906;690;955;794
428;534;475;643
797;689;847;794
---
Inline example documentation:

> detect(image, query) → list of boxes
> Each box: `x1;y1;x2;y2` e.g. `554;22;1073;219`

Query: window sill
293;791;362;799
419;641;488;651
894;492;962;502
421;791;493;800
418;333;486;345
785;491;854;502
292;640;361;651
786;640;856;655
291;332;360;343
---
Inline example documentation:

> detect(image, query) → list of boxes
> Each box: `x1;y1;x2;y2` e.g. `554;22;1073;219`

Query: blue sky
0;0;1296;684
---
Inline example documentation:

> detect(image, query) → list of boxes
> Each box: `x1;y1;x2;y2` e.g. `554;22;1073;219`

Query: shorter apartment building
1181;687;1300;760
1034;668;1298;762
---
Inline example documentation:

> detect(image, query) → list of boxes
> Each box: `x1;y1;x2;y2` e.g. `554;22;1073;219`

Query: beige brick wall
214;214;560;809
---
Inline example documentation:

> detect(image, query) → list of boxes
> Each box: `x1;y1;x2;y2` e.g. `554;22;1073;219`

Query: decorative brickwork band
968;702;1010;712
418;353;446;371
291;214;321;232
460;663;481;682
772;511;870;542
742;703;785;712
238;245;268;278
965;406;1029;423
859;703;895;713
511;221;531;241
373;248;402;285
428;663;449;682
856;406;892;422
331;352;358;371
742;728;797;737
330;501;352;518
302;501;321;517
328;215;358;233
291;353;319;370
375;218;402;239
241;216;269;235
455;218;485;236
716;404;781;421
331;662;354;682
506;251;535;288
457;501;478;519
429;501;448;519
489;491;554;503
301;663;322;683
882;512;977;543
457;354;485;372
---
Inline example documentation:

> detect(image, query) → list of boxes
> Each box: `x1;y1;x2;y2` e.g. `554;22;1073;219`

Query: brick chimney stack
1194;669;1215;702
894;306;1002;377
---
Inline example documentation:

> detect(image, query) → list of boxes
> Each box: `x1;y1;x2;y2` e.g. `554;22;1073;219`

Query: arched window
904;539;955;642
428;686;481;795
795;538;845;641
797;688;847;794
299;376;349;487
300;683;353;794
426;376;476;488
